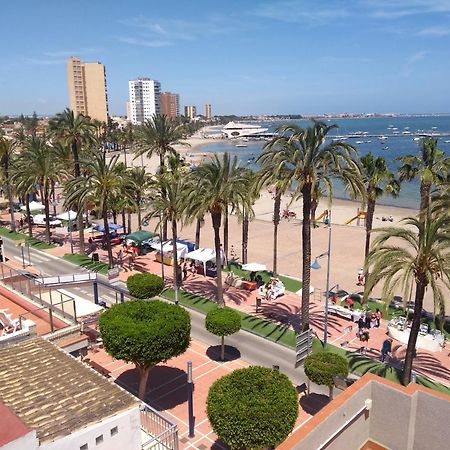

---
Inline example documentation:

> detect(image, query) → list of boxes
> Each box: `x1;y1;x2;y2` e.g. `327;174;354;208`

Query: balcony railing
140;403;179;450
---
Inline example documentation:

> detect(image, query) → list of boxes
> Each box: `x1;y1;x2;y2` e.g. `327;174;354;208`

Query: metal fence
140;403;179;450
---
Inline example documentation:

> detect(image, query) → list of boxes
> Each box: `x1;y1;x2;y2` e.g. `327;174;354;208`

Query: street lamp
311;225;331;349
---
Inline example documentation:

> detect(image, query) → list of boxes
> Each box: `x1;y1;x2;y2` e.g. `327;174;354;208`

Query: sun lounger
0;311;21;335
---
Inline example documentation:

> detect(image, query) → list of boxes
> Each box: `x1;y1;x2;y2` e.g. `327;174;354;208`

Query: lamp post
311;225;332;349
159;214;165;282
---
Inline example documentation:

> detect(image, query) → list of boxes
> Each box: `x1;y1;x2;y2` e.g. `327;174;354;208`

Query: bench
87;359;111;378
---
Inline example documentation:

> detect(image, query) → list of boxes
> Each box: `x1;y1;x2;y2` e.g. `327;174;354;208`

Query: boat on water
379;136;388;141
382;146;389;150
355;141;364;144
222;121;269;139
235;144;248;148
413;137;420;141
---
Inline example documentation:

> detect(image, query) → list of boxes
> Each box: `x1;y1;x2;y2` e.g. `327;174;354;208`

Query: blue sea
197;116;450;209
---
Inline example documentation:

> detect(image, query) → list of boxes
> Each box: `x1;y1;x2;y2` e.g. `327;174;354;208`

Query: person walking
359;329;370;355
380;338;392;362
182;262;188;280
365;310;372;329
375;308;382;328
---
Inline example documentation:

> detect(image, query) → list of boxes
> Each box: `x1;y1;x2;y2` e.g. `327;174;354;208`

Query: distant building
161;92;180;118
204;103;212;120
128;78;161;125
67;56;109;122
184;105;197;120
0;338;141;450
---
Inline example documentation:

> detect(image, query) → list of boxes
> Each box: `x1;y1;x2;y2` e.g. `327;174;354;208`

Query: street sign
295;329;313;368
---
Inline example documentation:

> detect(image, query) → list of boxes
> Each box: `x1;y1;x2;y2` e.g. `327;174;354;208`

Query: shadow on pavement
206;344;241;362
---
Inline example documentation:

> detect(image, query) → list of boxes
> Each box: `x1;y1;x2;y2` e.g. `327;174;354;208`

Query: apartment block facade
204;103;212;119
128;78;161;125
67;56;109;122
160;92;180;118
184;105;197;119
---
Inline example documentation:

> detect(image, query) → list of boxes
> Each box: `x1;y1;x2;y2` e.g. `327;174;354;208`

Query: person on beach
380;338;392;362
365;310;372;329
375;308;382;327
357;269;364;286
359;329;370;355
183;262;188;280
190;260;196;274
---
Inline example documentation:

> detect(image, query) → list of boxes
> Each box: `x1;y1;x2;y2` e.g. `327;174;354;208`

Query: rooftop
0;337;139;444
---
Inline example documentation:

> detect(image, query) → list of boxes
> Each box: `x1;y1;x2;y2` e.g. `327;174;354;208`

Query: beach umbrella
56;210;77;221
21;201;45;212
241;262;267;272
93;223;123;233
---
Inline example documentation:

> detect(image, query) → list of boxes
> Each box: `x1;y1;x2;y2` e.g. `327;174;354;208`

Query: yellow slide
345;211;366;225
315;210;327;221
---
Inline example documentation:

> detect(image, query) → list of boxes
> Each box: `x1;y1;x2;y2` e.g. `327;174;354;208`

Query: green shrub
126;272;164;299
99;300;191;398
207;366;298;449
304;352;349;387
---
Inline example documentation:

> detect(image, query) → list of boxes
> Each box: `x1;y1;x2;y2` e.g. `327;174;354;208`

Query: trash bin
256;298;262;312
92;253;99;262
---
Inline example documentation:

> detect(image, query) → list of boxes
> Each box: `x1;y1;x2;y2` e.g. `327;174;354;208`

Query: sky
1;0;450;116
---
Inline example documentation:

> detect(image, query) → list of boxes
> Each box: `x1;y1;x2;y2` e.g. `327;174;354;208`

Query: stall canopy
126;230;157;244
94;223;123;233
161;241;189;257
241;262;267;272
56;210;77;221
184;247;219;274
21;201;45;212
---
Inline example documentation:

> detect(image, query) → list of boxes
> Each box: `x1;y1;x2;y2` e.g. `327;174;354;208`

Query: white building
128;78;161;125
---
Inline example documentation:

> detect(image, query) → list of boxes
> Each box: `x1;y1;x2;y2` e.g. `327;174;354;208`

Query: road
2;237;327;393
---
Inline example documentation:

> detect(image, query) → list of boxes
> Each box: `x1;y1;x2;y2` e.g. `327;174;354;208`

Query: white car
32;214;62;228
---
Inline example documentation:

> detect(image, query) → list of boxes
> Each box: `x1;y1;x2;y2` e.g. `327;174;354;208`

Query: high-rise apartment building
204;103;212;119
128;78;161;125
160;92;180;118
67;56;109;122
184;105;197;120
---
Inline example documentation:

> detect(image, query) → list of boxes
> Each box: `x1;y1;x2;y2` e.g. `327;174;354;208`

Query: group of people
356;308;382;354
259;277;283;302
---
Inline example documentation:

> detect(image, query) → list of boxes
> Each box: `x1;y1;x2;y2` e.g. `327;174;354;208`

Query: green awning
126;230;157;244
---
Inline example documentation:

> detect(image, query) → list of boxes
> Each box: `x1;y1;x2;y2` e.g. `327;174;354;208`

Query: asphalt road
2;236;327;393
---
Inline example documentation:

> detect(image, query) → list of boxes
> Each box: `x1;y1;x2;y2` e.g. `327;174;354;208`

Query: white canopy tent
56;210;77;221
21;201;45;212
150;240;189;257
184;247;220;275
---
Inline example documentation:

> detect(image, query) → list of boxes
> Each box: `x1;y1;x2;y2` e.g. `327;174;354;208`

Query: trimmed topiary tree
126;272;164;299
304;352;349;399
207;366;298;449
205;307;241;361
99;300;190;399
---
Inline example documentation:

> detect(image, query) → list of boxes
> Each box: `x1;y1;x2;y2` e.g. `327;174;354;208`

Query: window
80;445;88;450
110;426;118;436
95;435;103;445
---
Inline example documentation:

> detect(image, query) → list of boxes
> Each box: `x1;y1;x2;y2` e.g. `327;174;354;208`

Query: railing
140;403;179;450
35;272;98;286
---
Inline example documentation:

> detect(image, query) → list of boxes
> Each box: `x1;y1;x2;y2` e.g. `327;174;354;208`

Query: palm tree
398;137;450;216
0;133;17;232
259;121;363;331
50;109;96;253
134;114;188;239
360;153;400;259
65;152;122;268
255;161;294;275
128;167;153;230
186;153;250;307
364;212;450;385
144;157;186;304
11;163;36;237
16;136;66;243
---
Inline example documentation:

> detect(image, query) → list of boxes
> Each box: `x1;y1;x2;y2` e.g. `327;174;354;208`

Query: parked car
32;214;62;228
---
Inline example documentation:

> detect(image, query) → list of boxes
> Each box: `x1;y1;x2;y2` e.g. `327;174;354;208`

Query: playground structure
345;209;367;226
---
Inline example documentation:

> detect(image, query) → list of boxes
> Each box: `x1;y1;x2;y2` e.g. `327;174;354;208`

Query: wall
41;407;141;450
1;431;38;450
83;63;108;122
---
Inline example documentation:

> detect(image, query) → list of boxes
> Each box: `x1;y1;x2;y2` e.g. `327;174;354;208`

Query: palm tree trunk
127;211;132;234
223;206;229;262
402;274;426;385
103;204;114;269
26;196;32;237
242;213;249;264
121;209;127;234
72;141;85;254
172;218;179;304
195;218;201;249
137;364;152;400
137;199;142;230
112;209;117;224
311;198;318;228
212;211;224;307
273;190;281;276
419;181;431;217
364;198;376;259
43;188;51;244
159;153;168;240
51;181;57;216
301;184;312;332
7;179;15;233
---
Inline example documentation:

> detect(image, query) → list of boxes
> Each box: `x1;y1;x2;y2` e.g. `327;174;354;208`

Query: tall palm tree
16;136;66;243
134;114;188;239
259;121;363;331
255;161;294;275
128;167;153;230
398;137;450;216
364;212;450;385
0;133;17;232
186;153;250;307
50;109;96;253
65;152;122;268
360;153;400;259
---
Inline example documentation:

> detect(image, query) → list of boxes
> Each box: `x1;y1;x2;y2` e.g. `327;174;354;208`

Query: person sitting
249;271;256;282
255;275;264;288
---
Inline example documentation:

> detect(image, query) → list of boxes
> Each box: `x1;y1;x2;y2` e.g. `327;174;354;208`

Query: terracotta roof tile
0;338;139;443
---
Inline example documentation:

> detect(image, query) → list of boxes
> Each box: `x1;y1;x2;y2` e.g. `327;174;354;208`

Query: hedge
126;272;164;299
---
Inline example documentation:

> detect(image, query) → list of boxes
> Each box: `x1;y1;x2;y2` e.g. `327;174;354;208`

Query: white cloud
365;0;450;19
43;48;99;58
23;57;66;65
118;37;173;48
418;25;450;36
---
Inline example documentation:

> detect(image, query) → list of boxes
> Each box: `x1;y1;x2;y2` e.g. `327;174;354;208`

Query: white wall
41;407;141;450
1;430;38;450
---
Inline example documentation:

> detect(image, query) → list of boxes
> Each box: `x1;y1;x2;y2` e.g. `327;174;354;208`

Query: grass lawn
226;262;303;293
63;253;109;275
161;288;296;347
0;227;56;249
